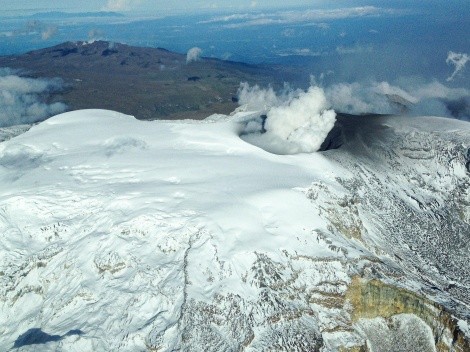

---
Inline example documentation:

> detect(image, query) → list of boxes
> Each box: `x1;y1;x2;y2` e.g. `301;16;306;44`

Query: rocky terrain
0;109;469;351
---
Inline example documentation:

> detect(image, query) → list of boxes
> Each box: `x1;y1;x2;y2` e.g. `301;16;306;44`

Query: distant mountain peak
0;41;278;121
23;40;181;60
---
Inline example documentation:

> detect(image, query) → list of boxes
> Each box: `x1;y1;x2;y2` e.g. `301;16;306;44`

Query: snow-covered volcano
0;109;469;351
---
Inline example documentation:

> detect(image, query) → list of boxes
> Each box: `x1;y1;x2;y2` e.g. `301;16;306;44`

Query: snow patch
102;136;148;157
355;314;437;352
0;144;45;169
0;109;469;351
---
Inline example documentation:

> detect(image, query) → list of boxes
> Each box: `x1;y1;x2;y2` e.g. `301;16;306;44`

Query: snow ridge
0;110;469;351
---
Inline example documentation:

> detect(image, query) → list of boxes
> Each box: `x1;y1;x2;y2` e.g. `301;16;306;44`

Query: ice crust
0;109;469;351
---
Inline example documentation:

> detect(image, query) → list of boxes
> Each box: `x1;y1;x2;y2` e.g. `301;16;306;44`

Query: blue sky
0;0;468;119
2;0;468;18
3;0;458;15
2;0;313;15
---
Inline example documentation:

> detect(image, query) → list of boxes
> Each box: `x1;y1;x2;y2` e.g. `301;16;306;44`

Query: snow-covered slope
0;110;469;351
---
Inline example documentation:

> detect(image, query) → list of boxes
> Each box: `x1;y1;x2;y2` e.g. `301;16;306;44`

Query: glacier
0;109;469;351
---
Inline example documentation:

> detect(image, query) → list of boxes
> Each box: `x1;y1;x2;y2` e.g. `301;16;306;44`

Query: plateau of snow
0;109;469;351
0;109;345;350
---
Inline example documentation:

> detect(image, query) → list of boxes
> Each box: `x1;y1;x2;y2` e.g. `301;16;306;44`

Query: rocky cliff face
318;115;470;351
347;278;469;352
143;115;470;352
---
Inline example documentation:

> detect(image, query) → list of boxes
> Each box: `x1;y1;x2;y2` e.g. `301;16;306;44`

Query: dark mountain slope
0;41;285;120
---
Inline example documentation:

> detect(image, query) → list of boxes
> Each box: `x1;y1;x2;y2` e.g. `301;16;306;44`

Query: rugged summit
0;109;469;351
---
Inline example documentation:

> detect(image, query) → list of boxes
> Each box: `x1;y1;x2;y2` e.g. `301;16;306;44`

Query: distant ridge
28;11;125;19
0;41;284;120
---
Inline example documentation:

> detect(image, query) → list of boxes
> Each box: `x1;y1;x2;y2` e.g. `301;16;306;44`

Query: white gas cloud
325;81;419;115
446;51;469;82
186;47;203;64
88;29;105;42
238;83;336;154
325;82;387;114
0;69;67;128
238;82;301;111
322;79;469;119
11;20;58;41
41;26;58;40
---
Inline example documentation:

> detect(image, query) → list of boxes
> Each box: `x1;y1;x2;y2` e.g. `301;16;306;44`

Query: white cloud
303;22;330;30
203;6;398;28
413;80;469;100
103;0;140;11
336;45;372;55
276;48;323;57
201;13;265;23
0;70;66;127
186;47;203;64
446;51;469;82
238;83;336;154
281;6;389;22
0;31;13;38
281;28;296;38
225;18;276;28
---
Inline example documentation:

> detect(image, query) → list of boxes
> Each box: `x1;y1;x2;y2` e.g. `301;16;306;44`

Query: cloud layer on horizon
201;6;400;28
1;20;58;41
238;74;470;122
103;0;141;12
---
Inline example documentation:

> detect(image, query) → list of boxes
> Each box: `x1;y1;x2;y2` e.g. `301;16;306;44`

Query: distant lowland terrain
0;40;295;120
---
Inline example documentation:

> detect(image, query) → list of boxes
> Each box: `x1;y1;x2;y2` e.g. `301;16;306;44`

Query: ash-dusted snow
0;109;469;351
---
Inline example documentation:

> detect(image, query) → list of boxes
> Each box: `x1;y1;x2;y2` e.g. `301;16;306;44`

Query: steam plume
238;83;336;154
186;47;203;64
